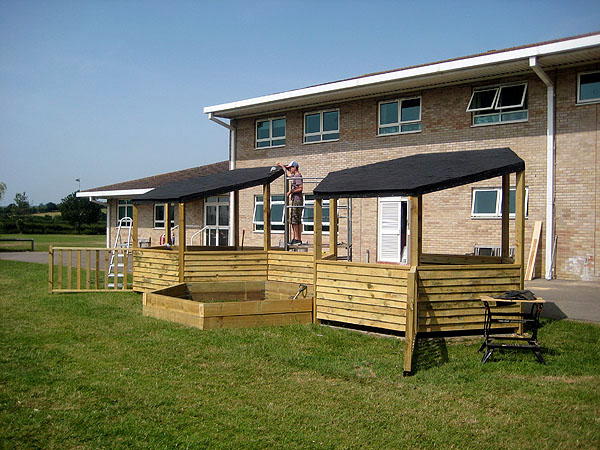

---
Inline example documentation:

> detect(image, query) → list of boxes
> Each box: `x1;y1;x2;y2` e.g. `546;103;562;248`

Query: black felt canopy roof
132;166;284;204
313;148;524;199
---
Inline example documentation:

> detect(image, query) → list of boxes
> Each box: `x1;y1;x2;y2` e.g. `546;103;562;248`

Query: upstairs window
154;204;175;228
467;83;528;125
378;97;422;135
304;109;339;143
256;118;286;148
578;71;600;104
471;187;529;218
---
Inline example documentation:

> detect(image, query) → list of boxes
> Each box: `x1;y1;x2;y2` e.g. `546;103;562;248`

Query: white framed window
302;195;329;234
471;187;529;218
467;83;528;126
577;70;600;104
256;117;286;149
378;97;422;135
153;203;175;229
117;200;133;224
304;109;339;143
377;197;408;264
204;195;229;246
253;195;285;233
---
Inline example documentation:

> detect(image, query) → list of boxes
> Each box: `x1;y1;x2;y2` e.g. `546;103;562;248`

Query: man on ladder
277;161;303;245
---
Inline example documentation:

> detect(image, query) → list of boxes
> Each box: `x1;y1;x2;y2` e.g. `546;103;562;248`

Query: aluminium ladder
107;217;132;288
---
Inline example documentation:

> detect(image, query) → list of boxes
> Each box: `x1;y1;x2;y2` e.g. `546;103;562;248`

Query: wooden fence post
48;246;53;293
501;174;510;261
403;266;418;376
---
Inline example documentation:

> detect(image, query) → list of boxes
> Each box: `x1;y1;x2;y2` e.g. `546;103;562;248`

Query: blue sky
1;0;599;206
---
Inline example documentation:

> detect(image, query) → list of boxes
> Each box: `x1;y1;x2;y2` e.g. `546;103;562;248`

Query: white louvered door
377;197;407;263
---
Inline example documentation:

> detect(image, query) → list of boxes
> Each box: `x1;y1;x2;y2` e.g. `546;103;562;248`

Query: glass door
204;195;229;246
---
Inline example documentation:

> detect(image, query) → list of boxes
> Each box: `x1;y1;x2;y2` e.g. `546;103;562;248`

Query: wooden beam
48;246;53;293
515;170;526;289
501;174;510;261
409;196;422;267
132;204;138;248
263;183;271;251
329;198;338;259
314;198;323;260
313;198;323;323
178;202;186;283
164;203;172;245
233;190;240;248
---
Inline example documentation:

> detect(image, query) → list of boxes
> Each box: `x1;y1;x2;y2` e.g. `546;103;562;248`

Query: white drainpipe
208;113;236;246
529;57;555;280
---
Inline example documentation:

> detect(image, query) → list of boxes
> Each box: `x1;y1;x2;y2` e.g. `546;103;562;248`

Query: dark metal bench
479;295;546;364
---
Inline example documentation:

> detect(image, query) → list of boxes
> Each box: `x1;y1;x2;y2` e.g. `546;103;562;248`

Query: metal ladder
108;217;132;288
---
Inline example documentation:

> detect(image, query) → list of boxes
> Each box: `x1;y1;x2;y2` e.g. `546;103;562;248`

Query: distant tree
0;182;6;201
59;192;102;234
12;192;30;233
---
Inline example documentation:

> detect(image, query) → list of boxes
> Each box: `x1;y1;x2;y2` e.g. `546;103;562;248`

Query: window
204;195;229;246
467;83;528;125
253;195;285;233
117;200;133;224
471;187;529;218
302;195;329;234
578;71;600;104
256;118;286;148
153;204;175;228
378;97;422;135
304;109;339;143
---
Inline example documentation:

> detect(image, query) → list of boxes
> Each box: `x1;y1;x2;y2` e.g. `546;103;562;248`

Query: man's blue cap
286;161;299;168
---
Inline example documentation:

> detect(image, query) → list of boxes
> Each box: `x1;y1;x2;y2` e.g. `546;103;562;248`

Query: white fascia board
204;34;600;116
76;188;153;198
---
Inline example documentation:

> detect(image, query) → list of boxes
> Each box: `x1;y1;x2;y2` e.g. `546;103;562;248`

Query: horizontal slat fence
267;250;314;285
49;247;132;293
133;249;179;292
417;264;521;333
184;250;268;283
316;260;409;332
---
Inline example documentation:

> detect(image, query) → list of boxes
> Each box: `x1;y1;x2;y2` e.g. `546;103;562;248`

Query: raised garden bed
143;280;313;330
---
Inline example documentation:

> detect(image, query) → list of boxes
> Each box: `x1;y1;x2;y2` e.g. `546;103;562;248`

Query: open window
467;83;528;125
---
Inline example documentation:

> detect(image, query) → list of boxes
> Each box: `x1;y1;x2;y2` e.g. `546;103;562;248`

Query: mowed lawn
1;260;599;449
0;234;105;253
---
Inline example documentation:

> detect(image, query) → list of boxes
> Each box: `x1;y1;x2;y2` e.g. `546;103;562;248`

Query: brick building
77;161;229;247
204;32;600;281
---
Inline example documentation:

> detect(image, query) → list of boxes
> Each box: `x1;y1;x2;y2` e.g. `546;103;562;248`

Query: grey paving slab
526;279;600;323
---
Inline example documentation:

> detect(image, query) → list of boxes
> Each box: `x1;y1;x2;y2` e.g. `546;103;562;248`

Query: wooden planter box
143;281;313;330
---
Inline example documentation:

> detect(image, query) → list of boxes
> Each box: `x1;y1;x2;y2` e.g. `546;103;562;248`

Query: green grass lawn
1;259;599;449
0;234;105;252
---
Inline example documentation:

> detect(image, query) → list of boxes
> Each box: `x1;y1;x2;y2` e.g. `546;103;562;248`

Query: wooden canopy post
233;190;240;248
132;204;138;249
263;183;271;251
313;198;323;322
164;203;172;245
409;196;422;267
501;174;510;261
515;170;526;289
178;202;186;282
329;198;338;259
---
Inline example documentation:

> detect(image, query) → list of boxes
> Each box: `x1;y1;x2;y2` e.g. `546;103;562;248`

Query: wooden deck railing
48;246;133;293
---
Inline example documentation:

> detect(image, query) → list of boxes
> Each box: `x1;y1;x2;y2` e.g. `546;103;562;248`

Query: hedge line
0;215;105;235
